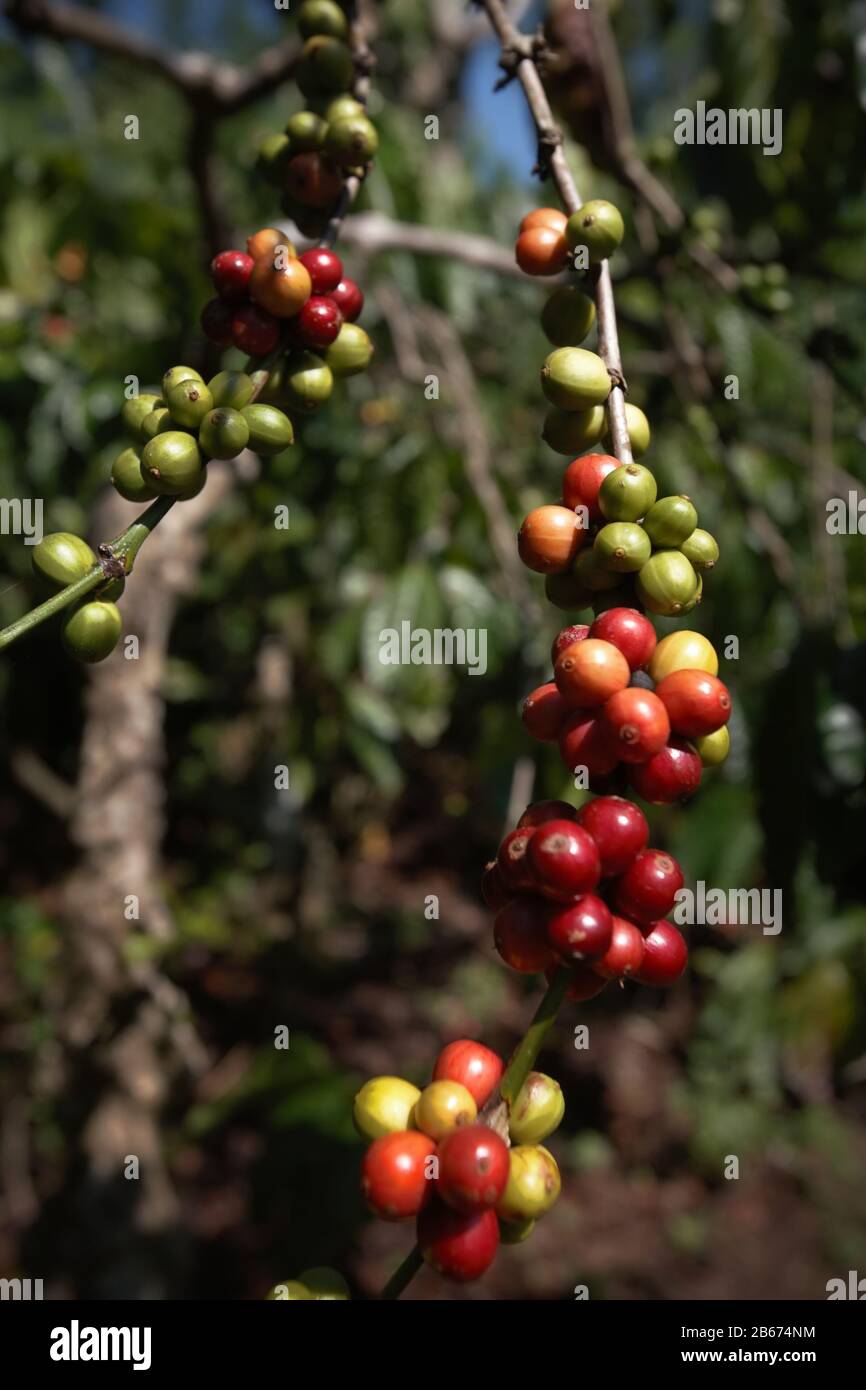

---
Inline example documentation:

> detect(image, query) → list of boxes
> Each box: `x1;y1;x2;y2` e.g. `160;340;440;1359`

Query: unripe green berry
496;1144;561;1223
297;1266;350;1300
695;724;730;767
111;446;158;503
198;408;250;460
541;347;610;411
162;365;204;396
121;392;162;439
285;110;329;152
141;431;204;496
283;351;334;413
325;94;365;124
324;322;373;376
240;403;295;456
594;521;651;573
32;532;96;589
140;406;174;439
540;285;596;348
166;378;213;430
324;114;378;167
542;405;606;455
298;0;349;40
604;403;651;459
509;1072;565;1145
636;550;699;616
643;495;698;549
565;199;625;263
598;463;657;523
680;527;719;571
297;36;355;97
679;571;703;613
353;1076;421;1140
498;1216;536;1245
62;600;122;664
207;370;256;411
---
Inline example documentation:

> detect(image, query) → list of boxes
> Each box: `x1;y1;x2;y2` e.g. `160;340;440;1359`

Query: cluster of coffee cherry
484;797;688;999
354;1040;565;1283
30;532;125;663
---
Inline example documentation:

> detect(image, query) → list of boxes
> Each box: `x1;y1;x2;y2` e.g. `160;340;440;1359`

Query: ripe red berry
481;861;510;912
521;682;569;742
494;897;555;974
614;848;684;924
551;624;590;666
555;638;630;708
635;920;688;986
546;894;612;963
550;963;609;1001
361;1130;436;1220
589;608;657;671
496;827;537;893
529;820;601;900
517;800;578;829
231;302;281;356
558;710;618;780
295;294;343;348
417;1200;499;1283
435;1124;510;1213
592;915;645;979
575;795;649;876
433;1040;503;1109
211;249;254;301
601;688;670;764
561;453;620;522
298;246;344;293
654;670;732;738
200;296;235;346
330;276;364;321
629;736;702;804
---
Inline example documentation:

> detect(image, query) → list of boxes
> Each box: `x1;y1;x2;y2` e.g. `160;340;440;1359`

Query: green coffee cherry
285;110;329;151
680;571;703;613
283;351;334;412
199;408;250;460
297;1266;350;1300
111;446;158;503
297;36;355;97
256;133;292;186
540;348;610;411
325;94;365;124
141;431;203;496
162;365;204;396
498;1217;536;1246
542;405;606;455
207;370;256;411
680;527;719;571
240;404;295;456
62;600;122;664
643;495;697;549
298;0;349;40
545;571;593;611
497;1145;561;1223
141;406;174;439
324;114;378;167
540;285;596;348
121;393;162;439
599;463;657;522
565;199;625;263
166;379;213;430
604;402;651;459
636;550;698;616
573;546;621;592
594;521;651;573
509;1072;565;1146
32;532;96;589
695;725;730;767
324;323;373;376
266;1280;312;1301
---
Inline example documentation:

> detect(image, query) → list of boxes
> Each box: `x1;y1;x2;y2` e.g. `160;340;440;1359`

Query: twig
339;211;529;278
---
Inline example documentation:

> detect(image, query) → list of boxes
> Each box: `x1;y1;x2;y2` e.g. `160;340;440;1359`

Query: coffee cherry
32;532;96;589
543;404;606;455
298;1266;351;1300
647;631;715;684
643;495;698;549
599;464;657;523
655;670;732;738
256;132;293;186
325;94;365;123
509;1072;564;1145
529;820;601;899
561;453;620;522
247;226;295;262
141;431;203;496
249;255;312;319
324;114;379;168
353;1076;421;1140
325;322;373;375
636;550;699;617
198;407;250;460
680;527;719;571
517;800;578;829
121;393;162;439
111;447;157;503
604;403;651;458
433;1040;503;1109
545;571;593;612
629;736;702;804
635;920;688;987
329;276;364;321
481;861;510;912
558;963;609;1000
575;795;648;875
558;710;618;780
541;284;596;347
231;303;281;356
140;406;173;439
361;1130;435;1220
266;1279;312;1300
541;348;611;411
573;547;622;593
162;365;203;396
547;894;612;961
521;682;569;743
285;150;343;208
515;225;568;276
284;110;329;153
601;688;670;764
592;916;645;980
417;1201;499;1282
496;827;537;893
614;848;684;924
680;572;703;615
436;1124;510;1213
497;1145;561;1222
200;296;235;346
551;625;590;665
518;503;586;575
62;600;122;663
298;247;343;294
414;1081;477;1140
565;199;625;263
295;295;343;349
519;208;568;235
499;1216;535;1244
282;350;334;412
554;637;630;708
298;0;349;39
494;897;555;974
166;378;213;430
594;522;651;574
588;608;656;671
296;35;355;96
207;370;256;412
694;725;730;767
240;403;294;456
211;249;254;302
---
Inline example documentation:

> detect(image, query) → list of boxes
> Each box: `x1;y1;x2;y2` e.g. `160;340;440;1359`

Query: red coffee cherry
561;453;620;522
295;294;343;348
551;624;590;666
433;1040;503;1109
520;207;568;235
481;861;510;912
200;296;235;346
521;682;570;742
589;607;657;671
635;920;688;986
435;1124;510;1214
298;246;344;293
546;894;612;963
330;276;364;321
231;303;281;356
361;1130;436;1220
515;224;568;276
529;820;601;899
518;504;586;574
575;795;649;876
601;688;670;764
549;963;609;1001
417;1200;499;1282
614;848;684;924
654;670;732;738
592;915;646;979
517;799;578;829
554;637;630;708
558;710;619;780
285;151;343;208
629;736;702;804
211;249;254;301
494;898;555;974
496;826;538;893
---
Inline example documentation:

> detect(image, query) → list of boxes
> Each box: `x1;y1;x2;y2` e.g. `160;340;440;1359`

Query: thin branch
339;211;529;278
